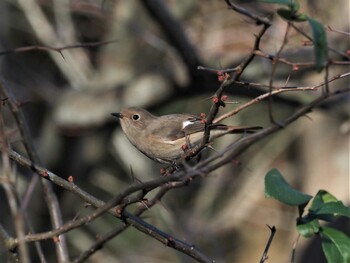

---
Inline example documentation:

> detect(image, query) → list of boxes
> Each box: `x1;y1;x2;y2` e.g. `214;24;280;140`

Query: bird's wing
147;114;206;141
148;114;261;142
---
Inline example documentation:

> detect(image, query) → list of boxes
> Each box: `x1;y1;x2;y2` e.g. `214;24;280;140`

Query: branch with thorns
0;40;118;58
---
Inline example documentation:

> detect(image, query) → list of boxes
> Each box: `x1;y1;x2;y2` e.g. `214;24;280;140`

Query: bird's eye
132;114;140;121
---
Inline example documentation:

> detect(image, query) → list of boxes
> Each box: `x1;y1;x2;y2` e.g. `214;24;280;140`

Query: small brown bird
112;107;261;165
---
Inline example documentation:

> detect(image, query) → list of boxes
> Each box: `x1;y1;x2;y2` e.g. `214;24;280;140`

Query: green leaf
308;18;328;72
322;239;344;263
297;218;320;237
295;13;308;22
258;0;300;12
316;202;350;218
277;8;295;21
277;8;307;22
310;190;350;218
265;168;313;206
310;190;337;212
312;190;338;208
320;227;350;263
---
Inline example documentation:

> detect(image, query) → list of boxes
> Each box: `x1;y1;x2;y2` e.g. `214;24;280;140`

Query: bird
111;107;261;165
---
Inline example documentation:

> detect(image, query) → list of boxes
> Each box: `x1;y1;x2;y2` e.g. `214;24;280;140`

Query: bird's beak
111;112;123;118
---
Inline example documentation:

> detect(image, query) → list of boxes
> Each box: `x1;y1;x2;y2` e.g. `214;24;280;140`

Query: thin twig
0;105;29;263
197;66;239;73
225;0;271;26
268;22;291;124
0;224;19;261
289;23;349;59
0;78;69;262
73;180;181;262
260;225;276;263
0;40;118;56
327;26;350;36
291;234;301;263
72;224;128;263
182;0;271;162
16;0;94;89
7;153;212;262
254;50;350;68
214;72;350;123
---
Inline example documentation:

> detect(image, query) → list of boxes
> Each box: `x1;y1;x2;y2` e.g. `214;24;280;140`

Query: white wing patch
182;120;194;129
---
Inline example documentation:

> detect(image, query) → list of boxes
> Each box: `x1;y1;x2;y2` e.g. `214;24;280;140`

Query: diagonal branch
0;78;69;262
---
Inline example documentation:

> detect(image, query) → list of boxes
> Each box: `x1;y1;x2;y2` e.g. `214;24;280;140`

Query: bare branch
260;225;276;263
0;79;69;262
214;72;350;123
0;40;118;56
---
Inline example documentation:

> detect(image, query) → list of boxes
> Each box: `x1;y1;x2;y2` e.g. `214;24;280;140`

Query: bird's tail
225;125;262;134
209;124;262;141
